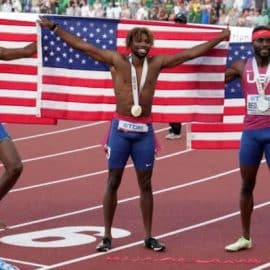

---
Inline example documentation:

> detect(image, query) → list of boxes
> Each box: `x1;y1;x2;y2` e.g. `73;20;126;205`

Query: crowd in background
0;0;270;27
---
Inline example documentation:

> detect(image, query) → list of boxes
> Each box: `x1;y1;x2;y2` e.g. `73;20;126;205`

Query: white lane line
250;262;270;270
34;201;270;270
13;121;108;142
0;257;47;268
11;149;193;192
6;164;241;230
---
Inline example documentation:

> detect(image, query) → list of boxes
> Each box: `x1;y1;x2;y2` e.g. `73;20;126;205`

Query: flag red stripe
155;81;225;89
43;76;225;90
0;63;37;75
0;33;37;42
162;65;225;73
118;30;225;41
152;112;223;122
120;19;224;30
41;109;223;123
0;97;36;106
224;107;245;115
0;19;35;26
41;108;114;121
0;81;36;91
153;97;223;105
117;47;228;57
42;93;223;105
191;123;243;132
191;141;240;149
43;76;113;88
42;93;116;104
0;114;56;124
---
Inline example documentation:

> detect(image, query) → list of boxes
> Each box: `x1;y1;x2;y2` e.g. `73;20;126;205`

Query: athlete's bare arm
0;42;36;61
225;59;246;83
158;28;230;68
38;17;117;66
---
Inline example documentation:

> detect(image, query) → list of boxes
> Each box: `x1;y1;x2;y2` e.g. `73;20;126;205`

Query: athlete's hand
37;16;55;30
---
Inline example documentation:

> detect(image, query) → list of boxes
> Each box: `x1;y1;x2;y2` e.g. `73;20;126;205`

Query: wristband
50;23;58;31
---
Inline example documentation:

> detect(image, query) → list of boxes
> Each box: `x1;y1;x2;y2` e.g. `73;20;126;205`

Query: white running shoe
165;133;182;140
225;236;252;252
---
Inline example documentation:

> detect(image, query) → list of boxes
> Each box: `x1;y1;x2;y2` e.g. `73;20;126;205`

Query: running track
0;120;270;270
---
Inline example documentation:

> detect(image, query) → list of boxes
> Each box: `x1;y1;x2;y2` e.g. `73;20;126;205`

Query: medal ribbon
252;57;270;96
129;55;148;107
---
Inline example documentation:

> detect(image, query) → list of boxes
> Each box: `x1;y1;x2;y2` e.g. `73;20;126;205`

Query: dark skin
225;36;270;240
38;17;230;242
0;42;36;227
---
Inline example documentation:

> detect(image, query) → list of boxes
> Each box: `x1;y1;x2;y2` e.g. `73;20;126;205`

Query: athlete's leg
239;165;259;239
135;168;153;239
102;168;124;239
97;119;130;251
238;130;263;240
0;138;23;201
131;124;156;239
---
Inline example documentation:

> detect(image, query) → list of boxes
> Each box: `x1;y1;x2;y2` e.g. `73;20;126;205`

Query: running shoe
225;236;252;252
144;237;165;252
165;133;182;140
96;237;112;252
0;259;20;270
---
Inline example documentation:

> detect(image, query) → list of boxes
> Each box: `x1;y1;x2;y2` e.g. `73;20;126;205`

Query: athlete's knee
6;160;23;179
139;178;152;193
107;176;121;192
241;182;255;196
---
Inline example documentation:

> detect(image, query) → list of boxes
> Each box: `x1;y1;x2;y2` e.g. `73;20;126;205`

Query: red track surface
0;120;269;270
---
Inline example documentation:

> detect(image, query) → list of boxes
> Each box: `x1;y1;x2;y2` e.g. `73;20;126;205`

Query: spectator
120;2;131;19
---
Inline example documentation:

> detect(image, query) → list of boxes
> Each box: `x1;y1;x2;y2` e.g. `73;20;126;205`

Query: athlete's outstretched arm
0;42;36;61
38;17;116;66
160;28;230;68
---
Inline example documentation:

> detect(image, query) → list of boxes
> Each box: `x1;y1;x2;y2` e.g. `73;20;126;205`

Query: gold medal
257;96;269;112
131;105;142;117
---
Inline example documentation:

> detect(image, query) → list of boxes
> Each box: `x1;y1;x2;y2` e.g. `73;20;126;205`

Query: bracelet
50;23;58;31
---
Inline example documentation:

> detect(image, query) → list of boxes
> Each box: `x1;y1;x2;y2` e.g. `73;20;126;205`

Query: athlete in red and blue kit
225;25;270;252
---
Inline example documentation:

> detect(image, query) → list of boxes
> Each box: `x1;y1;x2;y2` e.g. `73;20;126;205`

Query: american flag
0;13;56;124
38;15;229;122
189;40;253;149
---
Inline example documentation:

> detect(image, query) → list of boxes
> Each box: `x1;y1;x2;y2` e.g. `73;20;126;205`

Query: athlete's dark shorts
0;124;10;141
106;118;155;171
239;127;270;166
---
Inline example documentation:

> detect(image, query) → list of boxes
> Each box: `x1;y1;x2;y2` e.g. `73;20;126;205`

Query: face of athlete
253;37;270;60
131;33;152;59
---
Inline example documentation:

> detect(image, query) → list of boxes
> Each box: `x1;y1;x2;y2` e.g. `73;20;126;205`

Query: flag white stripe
185;57;227;65
41;100;116;111
224;98;245;106
191;132;242;140
117;38;228;50
41;100;223;114
118;23;224;33
42;67;225;82
0;73;37;82
152;105;223;113
0;25;36;34
223;116;244;123
43;84;225;98
0;90;37;98
0;106;38;114
0;58;37;66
